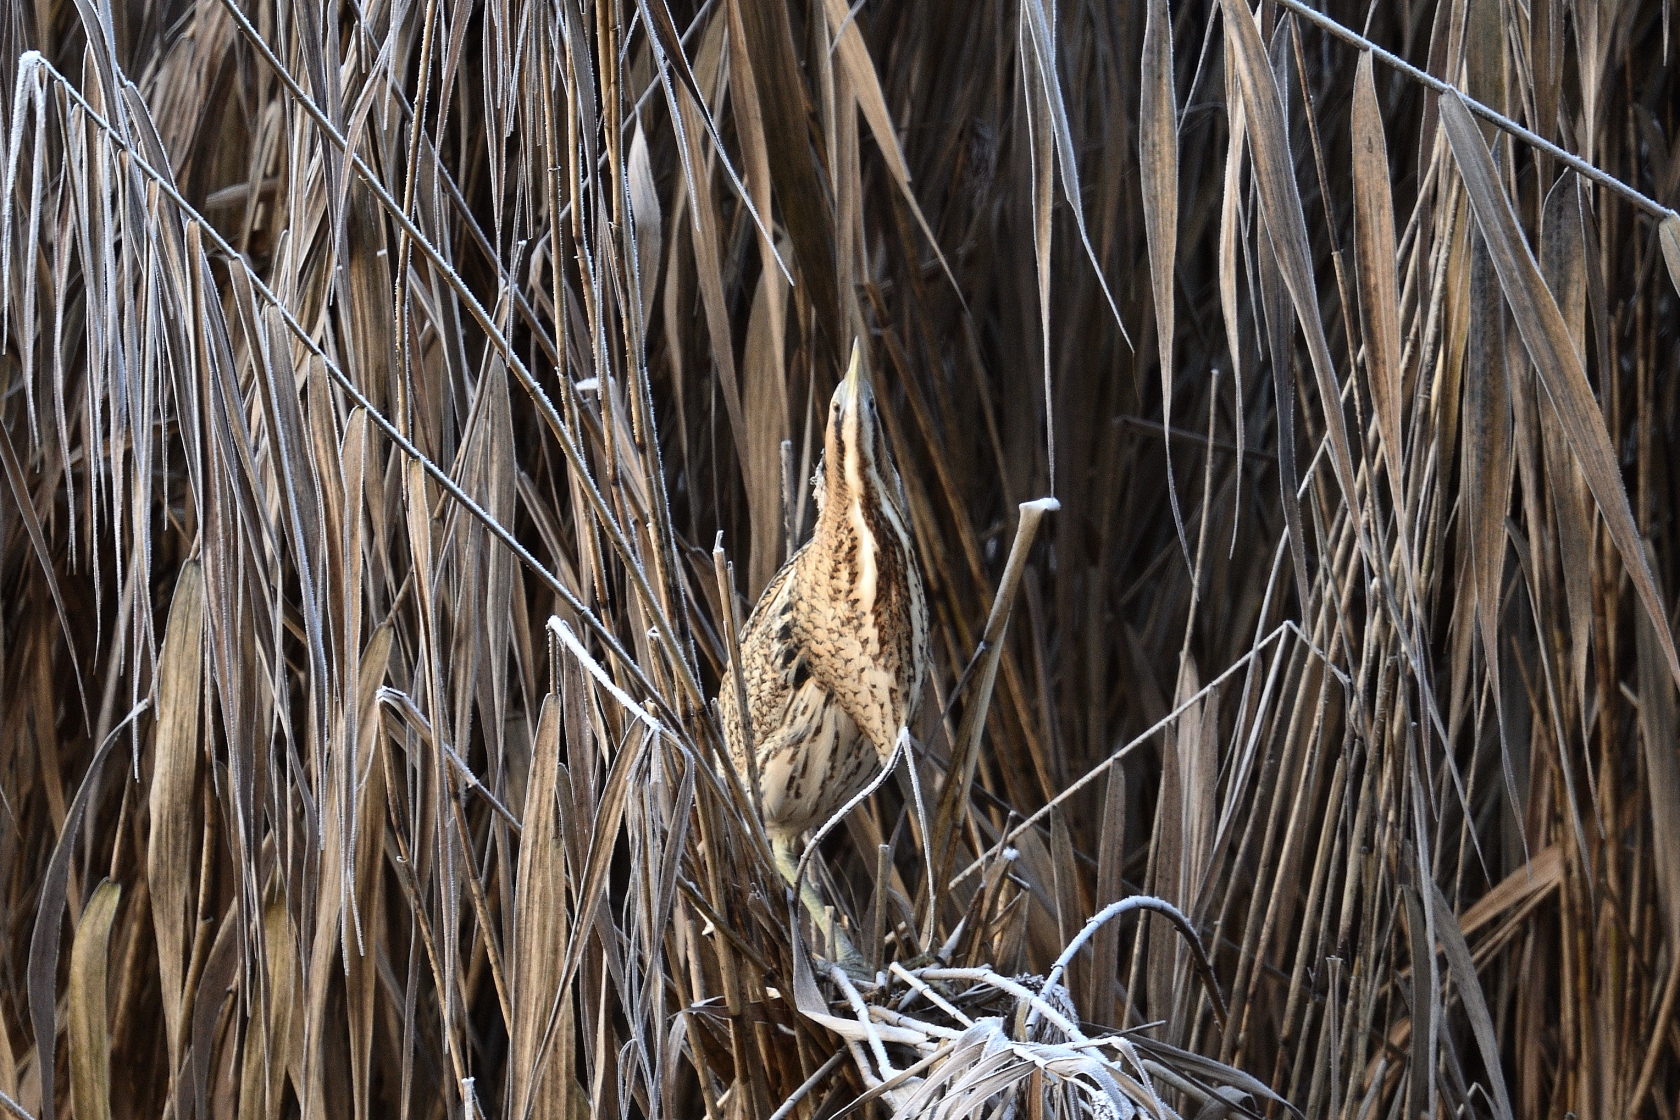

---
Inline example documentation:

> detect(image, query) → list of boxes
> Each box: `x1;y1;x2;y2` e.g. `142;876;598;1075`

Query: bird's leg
772;835;866;971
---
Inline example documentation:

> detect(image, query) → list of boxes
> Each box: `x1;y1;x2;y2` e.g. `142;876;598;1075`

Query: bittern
720;342;929;959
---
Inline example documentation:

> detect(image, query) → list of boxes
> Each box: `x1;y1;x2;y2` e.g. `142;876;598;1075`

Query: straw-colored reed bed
2;0;1679;1116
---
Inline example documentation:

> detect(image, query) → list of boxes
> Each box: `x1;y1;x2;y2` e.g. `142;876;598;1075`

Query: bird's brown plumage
721;346;929;844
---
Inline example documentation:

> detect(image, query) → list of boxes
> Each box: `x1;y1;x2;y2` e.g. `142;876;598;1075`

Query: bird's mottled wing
721;555;798;775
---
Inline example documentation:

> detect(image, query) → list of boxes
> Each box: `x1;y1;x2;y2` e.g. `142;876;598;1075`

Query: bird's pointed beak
842;340;863;405
828;339;873;447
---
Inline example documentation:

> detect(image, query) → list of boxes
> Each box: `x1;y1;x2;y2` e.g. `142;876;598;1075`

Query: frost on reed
2;0;1680;1118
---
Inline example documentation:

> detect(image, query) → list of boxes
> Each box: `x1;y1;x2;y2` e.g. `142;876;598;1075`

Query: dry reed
2;0;1679;1117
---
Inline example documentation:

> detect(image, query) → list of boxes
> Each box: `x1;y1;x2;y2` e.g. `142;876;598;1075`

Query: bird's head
813;342;901;520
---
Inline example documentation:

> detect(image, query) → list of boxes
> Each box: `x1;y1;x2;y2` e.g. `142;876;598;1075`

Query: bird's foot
812;923;884;987
892;950;944;972
816;949;881;989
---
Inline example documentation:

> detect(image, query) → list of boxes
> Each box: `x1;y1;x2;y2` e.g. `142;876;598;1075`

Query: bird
720;341;929;959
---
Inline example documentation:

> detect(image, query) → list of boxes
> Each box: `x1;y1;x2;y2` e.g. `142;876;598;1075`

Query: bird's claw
893;950;944;971
817;947;881;989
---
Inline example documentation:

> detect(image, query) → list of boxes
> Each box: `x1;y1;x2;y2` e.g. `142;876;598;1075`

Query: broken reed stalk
929;497;1060;896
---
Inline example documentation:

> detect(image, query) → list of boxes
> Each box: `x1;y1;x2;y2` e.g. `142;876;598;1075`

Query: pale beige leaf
68;880;120;1120
819;0;960;297
238;886;298;1120
1219;0;1366;569
627;124;663;325
741;266;790;597
1140;0;1186;560
148;560;204;1071
1217;72;1248;482
1351;52;1406;498
511;694;567;1120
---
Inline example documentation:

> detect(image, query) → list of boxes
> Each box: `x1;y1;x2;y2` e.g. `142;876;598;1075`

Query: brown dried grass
2;0;1679;1116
